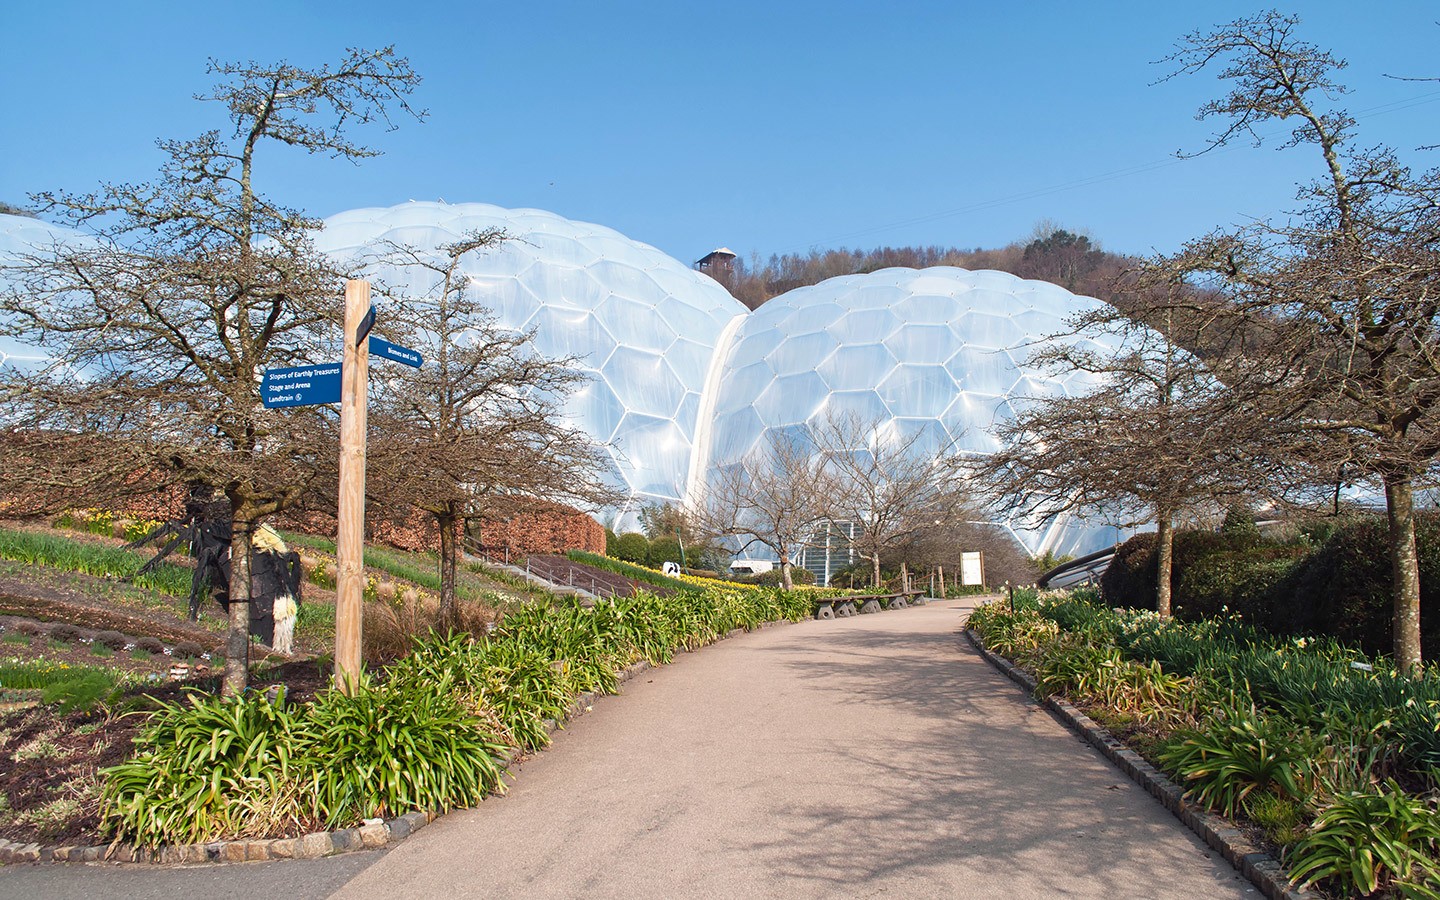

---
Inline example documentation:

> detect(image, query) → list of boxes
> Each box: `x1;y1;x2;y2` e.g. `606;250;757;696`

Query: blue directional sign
356;305;377;345
262;362;342;408
369;336;424;368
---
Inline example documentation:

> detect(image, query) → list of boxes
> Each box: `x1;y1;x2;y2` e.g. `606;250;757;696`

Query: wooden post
335;279;370;694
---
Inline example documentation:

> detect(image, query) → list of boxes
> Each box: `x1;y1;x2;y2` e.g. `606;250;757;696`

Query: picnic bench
814;589;927;619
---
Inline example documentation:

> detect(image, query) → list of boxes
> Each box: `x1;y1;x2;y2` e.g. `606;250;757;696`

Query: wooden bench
814;589;926;619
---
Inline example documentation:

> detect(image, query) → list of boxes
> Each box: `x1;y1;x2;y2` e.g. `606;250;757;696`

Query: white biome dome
699;267;1128;557
316;202;749;527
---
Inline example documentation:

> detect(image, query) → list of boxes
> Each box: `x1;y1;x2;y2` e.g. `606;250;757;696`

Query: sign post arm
335;279;370;695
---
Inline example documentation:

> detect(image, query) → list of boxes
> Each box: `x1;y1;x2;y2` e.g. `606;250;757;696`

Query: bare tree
0;48;423;694
689;430;834;591
363;231;619;631
813;412;973;589
1153;11;1440;666
976;302;1293;618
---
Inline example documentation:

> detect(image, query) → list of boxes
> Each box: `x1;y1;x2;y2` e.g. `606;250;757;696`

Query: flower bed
967;588;1440;899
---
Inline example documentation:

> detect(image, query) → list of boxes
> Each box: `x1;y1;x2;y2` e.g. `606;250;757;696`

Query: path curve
332;597;1252;899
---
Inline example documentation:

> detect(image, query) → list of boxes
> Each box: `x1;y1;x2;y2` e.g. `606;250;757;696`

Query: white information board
960;551;984;586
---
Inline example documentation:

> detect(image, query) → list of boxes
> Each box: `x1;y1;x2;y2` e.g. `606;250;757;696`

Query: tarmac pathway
0;596;1256;899
333;596;1253;899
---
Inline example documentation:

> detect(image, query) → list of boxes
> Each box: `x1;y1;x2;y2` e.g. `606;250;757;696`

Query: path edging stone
963;628;1318;900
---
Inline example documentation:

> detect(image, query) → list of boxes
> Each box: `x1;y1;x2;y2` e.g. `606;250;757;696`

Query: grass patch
0;528;193;597
565;550;700;594
281;530;533;606
295;601;336;649
0;658;115;690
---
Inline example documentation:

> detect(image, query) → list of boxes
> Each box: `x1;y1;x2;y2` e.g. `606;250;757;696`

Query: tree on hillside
0;48;423;695
1152;11;1440;666
363;231;619;632
813;412;973;589
689;430;834;591
975;301;1297;618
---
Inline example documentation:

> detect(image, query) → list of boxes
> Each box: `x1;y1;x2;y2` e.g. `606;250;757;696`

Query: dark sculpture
128;488;302;651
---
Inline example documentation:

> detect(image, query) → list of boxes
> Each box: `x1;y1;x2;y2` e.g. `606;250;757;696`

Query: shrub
101;691;309;847
134;636;166;655
172;640;204;660
1101;532;1158;607
1287;512;1440;661
95;630;130;651
1156;704;1319;817
1287;782;1440;897
48;623;83;643
612;532;649;565
646;538;683;569
298;676;507;826
1103;529;1310;631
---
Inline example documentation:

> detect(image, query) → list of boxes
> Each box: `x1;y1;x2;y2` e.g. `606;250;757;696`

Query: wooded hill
717;227;1128;310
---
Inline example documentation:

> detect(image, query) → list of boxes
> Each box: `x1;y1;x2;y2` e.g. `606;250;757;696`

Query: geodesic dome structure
698;267;1127;556
316;203;749;525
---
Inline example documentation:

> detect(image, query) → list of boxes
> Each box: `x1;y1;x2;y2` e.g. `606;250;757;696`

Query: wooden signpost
258;278;423;694
335;279;370;694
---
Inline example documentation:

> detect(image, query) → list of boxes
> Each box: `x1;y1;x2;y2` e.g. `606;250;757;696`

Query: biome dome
316;202;749;523
698;266;1127;557
1;204;1130;555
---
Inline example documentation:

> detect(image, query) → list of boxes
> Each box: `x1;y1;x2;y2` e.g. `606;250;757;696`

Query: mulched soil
0;659;335;847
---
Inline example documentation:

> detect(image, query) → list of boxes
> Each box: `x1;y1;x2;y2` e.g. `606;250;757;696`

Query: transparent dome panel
883;323;955;365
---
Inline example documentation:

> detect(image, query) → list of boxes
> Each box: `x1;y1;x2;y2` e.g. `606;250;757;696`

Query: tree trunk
780;558;794;591
1384;473;1424;671
1155;512;1175;619
900;561;910;593
871;554;882;589
223;518;254;697
437;509;459;634
937;565;946;600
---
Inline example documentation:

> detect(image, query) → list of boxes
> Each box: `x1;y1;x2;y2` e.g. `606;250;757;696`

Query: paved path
331;597;1253;899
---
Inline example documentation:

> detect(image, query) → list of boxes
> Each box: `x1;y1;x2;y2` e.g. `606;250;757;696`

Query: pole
335;279;370;695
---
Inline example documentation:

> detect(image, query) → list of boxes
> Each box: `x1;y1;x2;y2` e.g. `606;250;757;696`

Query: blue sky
4;2;1436;266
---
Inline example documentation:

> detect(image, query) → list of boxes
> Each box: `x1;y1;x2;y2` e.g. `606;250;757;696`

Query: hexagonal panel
596;294;677;352
944;345;1012;394
766;330;839;377
830;307;899;342
602;347;685;418
530;306;617;367
884;323;954;365
877;365;954;418
890;293;954;324
816;343;898;392
815;390;890;425
754;371;829;424
611;413;689;496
